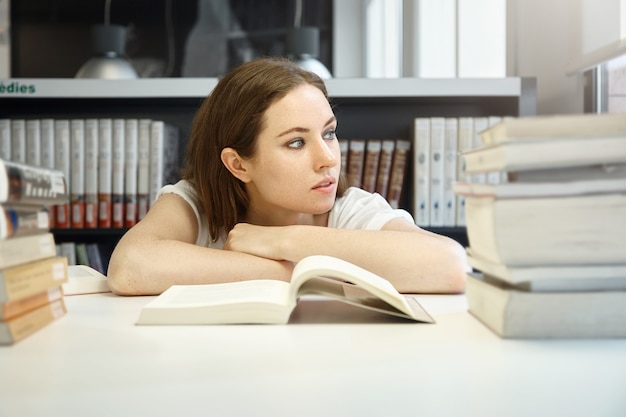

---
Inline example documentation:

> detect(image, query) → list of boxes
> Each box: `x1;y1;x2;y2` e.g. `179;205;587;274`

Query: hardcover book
466;273;626;339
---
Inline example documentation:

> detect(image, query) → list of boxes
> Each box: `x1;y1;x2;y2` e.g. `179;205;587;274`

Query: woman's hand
223;223;287;260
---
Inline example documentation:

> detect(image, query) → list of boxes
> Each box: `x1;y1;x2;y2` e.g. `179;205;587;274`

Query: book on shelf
54;119;71;229
455;117;474;226
467;249;626;292
429;117;445;226
374;139;395;198
62;264;110;296
0;298;67;345
136;255;434;325
361;139;381;193
413;118;430;226
387;139;410;209
442;117;458;226
0;286;63;321
0;205;50;239
466;273;626;339
40;119;56;228
84;119;99;229
137;119;152;220
111;119;126;228
124;119;139;227
0;119;10;161
0;256;68;303
460;186;626;266
470;117;488;183
346;139;365;188
25;119;41;167
149;121;180;208
10;119;26;163
0;159;68;206
70;119;85;228
97;118;113;228
0;233;58;270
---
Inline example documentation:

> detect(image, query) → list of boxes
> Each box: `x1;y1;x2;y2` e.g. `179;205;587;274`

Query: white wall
509;0;622;114
335;0;625;115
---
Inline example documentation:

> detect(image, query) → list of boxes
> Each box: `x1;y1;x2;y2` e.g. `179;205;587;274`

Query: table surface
1;293;625;417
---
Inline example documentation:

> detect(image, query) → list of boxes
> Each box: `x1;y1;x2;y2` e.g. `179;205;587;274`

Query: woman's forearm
107;234;293;296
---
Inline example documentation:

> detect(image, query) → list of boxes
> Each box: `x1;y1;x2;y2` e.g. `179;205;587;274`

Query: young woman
107;57;467;296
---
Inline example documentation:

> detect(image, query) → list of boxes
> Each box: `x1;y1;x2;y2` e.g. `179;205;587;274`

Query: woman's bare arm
106;194;293;296
224;219;468;294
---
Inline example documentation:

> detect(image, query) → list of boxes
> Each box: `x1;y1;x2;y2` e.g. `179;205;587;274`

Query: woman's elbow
106;245;144;296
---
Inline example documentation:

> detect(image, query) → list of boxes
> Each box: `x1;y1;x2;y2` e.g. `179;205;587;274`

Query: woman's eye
288;139;305;149
323;129;337;140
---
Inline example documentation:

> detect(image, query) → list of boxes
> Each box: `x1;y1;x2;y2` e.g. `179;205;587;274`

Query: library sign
0;81;37;94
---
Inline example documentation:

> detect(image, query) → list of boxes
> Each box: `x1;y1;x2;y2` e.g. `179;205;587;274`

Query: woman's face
242;84;341;225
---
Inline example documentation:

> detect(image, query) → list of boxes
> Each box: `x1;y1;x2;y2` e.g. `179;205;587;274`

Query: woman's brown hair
182;57;347;241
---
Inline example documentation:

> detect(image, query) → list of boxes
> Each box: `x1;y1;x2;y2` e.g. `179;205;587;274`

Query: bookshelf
0;76;537;263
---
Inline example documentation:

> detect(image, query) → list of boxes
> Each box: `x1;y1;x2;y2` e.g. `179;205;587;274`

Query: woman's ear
221;147;252;183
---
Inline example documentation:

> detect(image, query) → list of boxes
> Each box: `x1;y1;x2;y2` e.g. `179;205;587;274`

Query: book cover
480;112;626;144
98;118;113;228
0;119;10;161
362;139;382;193
375;139;395;198
485;116;503;184
387;140;410;209
413;118;430;226
111;119;126;228
84;119;99;229
338;138;349;184
0;255;67;302
54;120;71;229
149;121;180;207
10;119;26;164
136;255;435;325
0;298;67;345
0;286;63;321
0;205;50;239
463;135;626;174
466;273;626;339
124;119;139;227
442;117;458;227
467;250;626;292
463;192;626;266
0;233;56;269
455;117;474;226
25;120;41;167
470;117;488;183
40;119;57;229
70;119;86;229
0;159;68;206
346;139;366;189
429;117;445;226
137;119;152;220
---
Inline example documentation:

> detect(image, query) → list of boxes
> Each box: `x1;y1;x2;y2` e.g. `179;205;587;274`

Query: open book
62;265;111;295
136;255;434;325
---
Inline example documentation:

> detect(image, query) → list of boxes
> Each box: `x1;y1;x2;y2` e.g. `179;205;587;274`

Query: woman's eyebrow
277;117;337;138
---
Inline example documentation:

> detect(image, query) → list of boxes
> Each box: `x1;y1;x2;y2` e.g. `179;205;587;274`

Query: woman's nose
314;138;338;168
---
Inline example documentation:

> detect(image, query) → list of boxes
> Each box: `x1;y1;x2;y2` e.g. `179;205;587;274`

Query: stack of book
453;112;626;338
0;159;70;345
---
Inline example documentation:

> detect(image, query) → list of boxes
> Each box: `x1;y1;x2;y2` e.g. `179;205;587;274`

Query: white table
1;293;625;417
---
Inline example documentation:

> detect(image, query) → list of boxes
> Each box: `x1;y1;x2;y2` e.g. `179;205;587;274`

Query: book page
297;277;434;322
289;255;417;320
63;265;111;295
136;280;293;325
